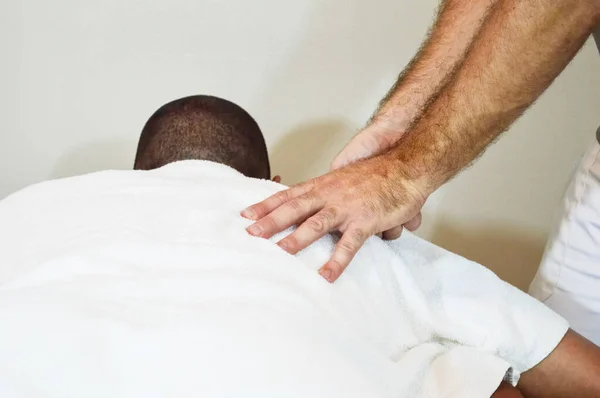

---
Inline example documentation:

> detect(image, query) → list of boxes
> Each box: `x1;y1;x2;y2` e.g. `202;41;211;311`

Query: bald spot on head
134;95;270;179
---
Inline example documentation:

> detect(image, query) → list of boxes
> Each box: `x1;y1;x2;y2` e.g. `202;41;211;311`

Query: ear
272;175;281;183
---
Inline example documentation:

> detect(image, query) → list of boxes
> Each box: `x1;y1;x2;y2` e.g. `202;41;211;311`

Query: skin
493;383;524;398
517;329;600;397
330;0;497;172
243;0;600;283
332;0;496;240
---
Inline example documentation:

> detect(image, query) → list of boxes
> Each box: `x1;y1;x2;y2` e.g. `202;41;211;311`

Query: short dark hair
134;95;270;179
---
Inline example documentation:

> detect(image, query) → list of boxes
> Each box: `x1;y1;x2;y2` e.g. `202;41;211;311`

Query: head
134;95;277;181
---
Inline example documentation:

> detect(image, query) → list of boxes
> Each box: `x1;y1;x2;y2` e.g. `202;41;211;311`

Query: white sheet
0;160;568;398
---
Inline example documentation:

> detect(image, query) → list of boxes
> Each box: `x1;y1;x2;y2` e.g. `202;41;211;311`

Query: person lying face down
0;96;599;398
133;94;278;182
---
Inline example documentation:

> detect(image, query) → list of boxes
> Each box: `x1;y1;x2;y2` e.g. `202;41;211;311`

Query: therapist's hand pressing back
331;121;423;241
241;153;426;283
243;0;600;283
240;0;496;283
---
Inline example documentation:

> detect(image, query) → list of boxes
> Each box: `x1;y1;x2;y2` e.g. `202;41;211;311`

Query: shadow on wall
429;220;548;292
51;138;137;179
48;0;433;182
249;0;434;181
270;119;351;185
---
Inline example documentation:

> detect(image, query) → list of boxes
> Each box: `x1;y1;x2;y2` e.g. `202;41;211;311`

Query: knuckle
287;198;303;212
310;207;339;232
349;228;366;243
272;191;291;207
303;179;316;191
250;203;266;216
288;194;313;212
292;180;315;197
260;216;278;232
321;206;339;221
307;217;326;234
339;238;357;254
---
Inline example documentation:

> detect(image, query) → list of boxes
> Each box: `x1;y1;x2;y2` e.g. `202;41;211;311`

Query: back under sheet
0;160;568;398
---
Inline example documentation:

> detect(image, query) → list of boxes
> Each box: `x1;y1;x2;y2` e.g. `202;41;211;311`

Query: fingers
276;207;342;254
382;226;403;240
330;139;358;170
380;213;422;241
330;133;373;171
317;213;419;282
404;212;422;232
242;183;313;221
242;163;426;285
330;154;353;171
319;227;368;283
246;193;323;239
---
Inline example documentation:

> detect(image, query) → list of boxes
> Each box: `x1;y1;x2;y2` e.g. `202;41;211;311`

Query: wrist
379;149;439;203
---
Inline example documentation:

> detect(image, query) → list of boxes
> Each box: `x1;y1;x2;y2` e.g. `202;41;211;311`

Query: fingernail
247;224;263;237
242;208;256;220
319;268;333;282
278;241;289;251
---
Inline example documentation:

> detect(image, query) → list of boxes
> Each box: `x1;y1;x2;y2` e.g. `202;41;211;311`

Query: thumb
331;131;383;171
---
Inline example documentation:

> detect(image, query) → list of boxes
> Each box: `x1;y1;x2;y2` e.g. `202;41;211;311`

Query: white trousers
530;135;600;345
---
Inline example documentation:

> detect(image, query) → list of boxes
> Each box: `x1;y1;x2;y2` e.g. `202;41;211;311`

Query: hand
330;121;405;170
241;155;427;283
331;121;423;240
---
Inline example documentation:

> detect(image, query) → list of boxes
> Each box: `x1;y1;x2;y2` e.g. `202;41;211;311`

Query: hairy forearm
373;0;497;132
388;0;600;194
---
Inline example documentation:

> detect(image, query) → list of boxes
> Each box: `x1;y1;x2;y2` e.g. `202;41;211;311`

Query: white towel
0;160;568;398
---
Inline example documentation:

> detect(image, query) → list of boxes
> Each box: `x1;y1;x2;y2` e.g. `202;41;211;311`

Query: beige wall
1;0;599;290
